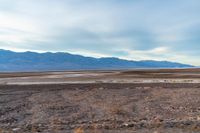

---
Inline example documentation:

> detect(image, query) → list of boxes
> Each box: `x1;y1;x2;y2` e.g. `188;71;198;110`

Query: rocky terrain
0;69;200;133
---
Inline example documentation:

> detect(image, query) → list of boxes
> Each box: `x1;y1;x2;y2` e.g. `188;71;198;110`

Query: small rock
38;124;42;127
123;123;129;127
12;128;20;131
153;116;163;124
153;131;160;133
99;87;104;90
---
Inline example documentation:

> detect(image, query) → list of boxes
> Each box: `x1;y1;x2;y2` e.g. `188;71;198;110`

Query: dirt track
0;69;200;133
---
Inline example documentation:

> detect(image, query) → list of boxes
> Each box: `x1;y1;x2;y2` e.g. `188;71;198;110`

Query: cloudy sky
0;0;200;65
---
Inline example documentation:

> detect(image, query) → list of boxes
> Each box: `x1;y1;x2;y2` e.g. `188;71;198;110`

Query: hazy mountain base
0;49;193;72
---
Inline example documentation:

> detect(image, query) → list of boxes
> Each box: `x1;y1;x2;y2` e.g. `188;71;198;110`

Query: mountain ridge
0;49;194;72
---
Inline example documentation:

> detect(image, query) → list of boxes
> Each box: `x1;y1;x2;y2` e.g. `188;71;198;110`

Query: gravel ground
0;83;200;133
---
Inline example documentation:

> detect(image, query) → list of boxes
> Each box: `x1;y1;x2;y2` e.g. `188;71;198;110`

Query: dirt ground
0;69;200;133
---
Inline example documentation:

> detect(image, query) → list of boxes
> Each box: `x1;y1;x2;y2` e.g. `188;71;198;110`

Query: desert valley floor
0;69;200;133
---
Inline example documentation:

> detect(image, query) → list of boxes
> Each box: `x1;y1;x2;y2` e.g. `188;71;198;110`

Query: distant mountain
0;49;193;72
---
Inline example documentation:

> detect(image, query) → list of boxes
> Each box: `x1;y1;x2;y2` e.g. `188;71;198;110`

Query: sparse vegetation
74;127;84;133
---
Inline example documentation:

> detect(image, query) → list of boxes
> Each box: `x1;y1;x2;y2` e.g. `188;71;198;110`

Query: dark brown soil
119;68;200;78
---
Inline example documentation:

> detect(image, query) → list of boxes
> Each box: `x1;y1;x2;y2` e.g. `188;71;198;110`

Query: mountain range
0;49;193;72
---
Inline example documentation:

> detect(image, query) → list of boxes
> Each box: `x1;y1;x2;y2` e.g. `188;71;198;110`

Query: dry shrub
190;124;200;132
91;124;101;133
31;125;39;133
109;104;124;116
74;127;84;133
49;117;63;132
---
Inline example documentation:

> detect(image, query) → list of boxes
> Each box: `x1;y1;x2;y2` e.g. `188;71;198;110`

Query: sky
0;0;200;66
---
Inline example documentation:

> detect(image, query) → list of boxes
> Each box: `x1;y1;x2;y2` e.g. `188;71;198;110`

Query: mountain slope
0;49;193;71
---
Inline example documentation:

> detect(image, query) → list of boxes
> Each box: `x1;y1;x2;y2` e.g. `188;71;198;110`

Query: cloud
0;0;200;65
